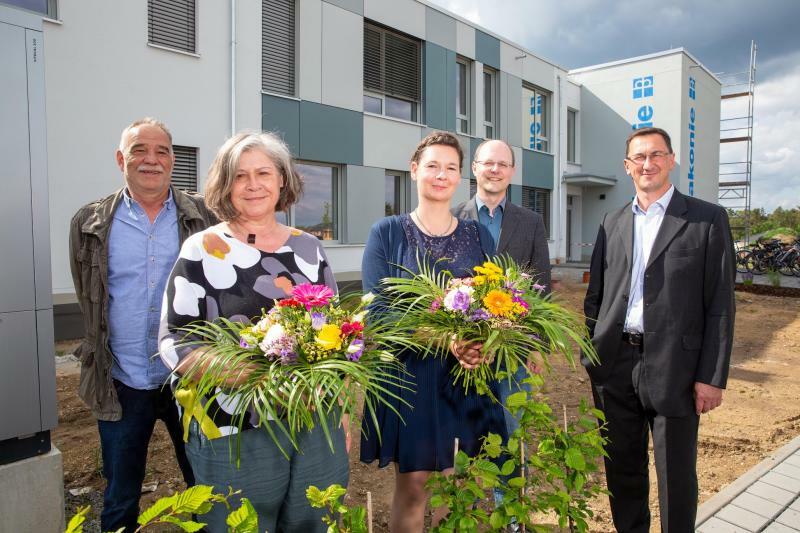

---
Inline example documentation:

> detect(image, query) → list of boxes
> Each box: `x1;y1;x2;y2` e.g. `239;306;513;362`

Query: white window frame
523;84;550;153
384;170;410;216
456;57;472;135
483;66;497;139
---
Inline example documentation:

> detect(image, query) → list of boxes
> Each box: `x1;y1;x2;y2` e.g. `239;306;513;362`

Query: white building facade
1;0;721;332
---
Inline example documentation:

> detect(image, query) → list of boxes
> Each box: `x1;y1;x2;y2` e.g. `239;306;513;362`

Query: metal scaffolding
718;41;757;243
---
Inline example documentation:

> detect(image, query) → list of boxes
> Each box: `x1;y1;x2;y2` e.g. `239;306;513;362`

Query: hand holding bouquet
382;256;597;397
174;283;412;456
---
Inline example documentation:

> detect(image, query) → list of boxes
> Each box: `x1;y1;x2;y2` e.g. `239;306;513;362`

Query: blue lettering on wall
688;98;696;196
633;76;654;99
632;75;655;130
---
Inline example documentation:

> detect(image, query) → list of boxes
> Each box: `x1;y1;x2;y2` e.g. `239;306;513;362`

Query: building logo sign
688;77;696;196
632;75;654;130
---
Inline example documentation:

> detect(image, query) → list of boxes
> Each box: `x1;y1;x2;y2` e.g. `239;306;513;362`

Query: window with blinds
363;22;420;122
147;0;196;53
262;0;296;96
521;186;551;237
171;146;198;192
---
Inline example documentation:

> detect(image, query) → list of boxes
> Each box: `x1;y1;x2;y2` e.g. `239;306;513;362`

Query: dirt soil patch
55;281;800;532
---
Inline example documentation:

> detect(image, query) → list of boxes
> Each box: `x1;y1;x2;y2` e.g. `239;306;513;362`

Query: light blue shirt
108;189;179;389
624;185;675;333
475;195;506;254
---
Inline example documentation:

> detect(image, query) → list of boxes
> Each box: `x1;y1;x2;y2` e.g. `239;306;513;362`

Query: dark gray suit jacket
453;196;552;294
583;189;736;416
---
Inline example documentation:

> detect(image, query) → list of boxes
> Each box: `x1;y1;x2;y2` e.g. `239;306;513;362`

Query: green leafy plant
64;485;258;533
426;375;608;532
766;268;781;287
306;484;367;533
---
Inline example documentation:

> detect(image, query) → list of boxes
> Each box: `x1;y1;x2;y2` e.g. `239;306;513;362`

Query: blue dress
359;214;507;472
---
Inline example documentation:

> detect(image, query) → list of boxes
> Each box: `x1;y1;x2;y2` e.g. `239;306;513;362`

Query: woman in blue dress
359;131;507;531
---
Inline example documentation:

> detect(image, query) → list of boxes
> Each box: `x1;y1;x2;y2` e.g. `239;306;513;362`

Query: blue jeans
97;380;194;532
186;415;349;533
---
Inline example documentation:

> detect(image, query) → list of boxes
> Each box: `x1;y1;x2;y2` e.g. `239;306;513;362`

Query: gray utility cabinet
0;5;57;464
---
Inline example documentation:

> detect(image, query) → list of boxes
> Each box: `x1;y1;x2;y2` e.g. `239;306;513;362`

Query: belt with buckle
622;331;644;346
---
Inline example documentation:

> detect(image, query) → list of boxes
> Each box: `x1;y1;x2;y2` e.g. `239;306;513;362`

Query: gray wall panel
36;309;57;430
365;116;422;170
345;165;385;243
425;6;456;51
499;72;509;140
300;101;363;165
508;184;522;205
262;94;300;154
323;0;363;15
0;311;40;440
424;42;453;131
505;73;523;147
321;3;362;111
297;0;322;103
522;149;554;189
475;29;500;69
0;22;35;314
27;29;52;309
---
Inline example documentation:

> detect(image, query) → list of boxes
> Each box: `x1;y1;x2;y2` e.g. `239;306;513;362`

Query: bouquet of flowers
175;283;413;456
382;256;598;396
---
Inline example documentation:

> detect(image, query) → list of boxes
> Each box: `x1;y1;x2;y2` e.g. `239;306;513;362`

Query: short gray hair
119;117;172;151
204;131;303;221
473;138;515;166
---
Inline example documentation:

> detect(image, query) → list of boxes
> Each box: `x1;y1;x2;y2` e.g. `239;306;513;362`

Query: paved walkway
696;435;800;532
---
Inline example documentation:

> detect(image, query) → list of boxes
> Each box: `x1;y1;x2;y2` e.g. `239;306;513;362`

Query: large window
456;57;471;135
521;186;551;237
567;109;577;163
293;163;339;241
384;171;409;216
262;0;296;96
483;66;497;138
171;145;198;192
522;85;550;152
363;22;421;122
4;0;57;17
147;0;196;54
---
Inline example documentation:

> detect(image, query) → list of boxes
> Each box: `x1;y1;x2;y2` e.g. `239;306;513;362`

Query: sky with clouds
429;0;800;212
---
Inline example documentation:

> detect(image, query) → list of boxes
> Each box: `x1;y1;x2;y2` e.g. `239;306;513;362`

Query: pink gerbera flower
291;283;335;309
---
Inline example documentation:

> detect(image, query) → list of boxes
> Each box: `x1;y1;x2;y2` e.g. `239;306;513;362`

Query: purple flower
512;296;529;310
430;298;442;311
240;338;252;349
468;308;490;322
346;338;365;361
310;312;327;330
533;283;546;293
451;291;472;312
280;349;298;364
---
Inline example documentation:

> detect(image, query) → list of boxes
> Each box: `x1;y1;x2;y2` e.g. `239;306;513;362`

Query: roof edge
569;48;721;84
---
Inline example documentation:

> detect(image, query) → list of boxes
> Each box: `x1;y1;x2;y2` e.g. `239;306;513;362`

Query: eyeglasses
475;160;513;170
626;151;671;165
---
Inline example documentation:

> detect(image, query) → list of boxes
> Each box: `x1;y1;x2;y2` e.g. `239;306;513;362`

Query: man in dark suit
452;139;551;292
583;127;735;532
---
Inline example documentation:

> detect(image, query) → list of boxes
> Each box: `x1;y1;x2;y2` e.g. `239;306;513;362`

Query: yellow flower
473;261;504;285
483;289;515;317
316;324;343;351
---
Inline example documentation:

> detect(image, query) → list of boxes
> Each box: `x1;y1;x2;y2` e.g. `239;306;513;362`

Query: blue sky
429;0;800;212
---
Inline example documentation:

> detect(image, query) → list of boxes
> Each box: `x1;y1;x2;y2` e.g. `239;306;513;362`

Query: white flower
443;286;474;312
258;323;286;352
361;292;376;305
254;316;273;332
352;311;367;323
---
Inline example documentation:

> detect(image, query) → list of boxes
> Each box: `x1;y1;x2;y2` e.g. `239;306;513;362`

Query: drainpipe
556;74;564;262
230;0;236;136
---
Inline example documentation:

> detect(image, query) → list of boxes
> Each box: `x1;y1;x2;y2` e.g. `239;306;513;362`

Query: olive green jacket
69;186;216;421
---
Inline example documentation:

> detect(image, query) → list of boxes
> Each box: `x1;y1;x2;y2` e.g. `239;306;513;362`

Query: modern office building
0;0;721;335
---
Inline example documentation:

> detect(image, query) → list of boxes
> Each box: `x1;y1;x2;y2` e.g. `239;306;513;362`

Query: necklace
413;209;454;237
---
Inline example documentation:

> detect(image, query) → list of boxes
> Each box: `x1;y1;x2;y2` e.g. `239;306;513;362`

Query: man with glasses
453;139;551;527
583;127;735;532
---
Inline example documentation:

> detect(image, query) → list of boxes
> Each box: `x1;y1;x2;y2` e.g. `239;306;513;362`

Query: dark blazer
582;189;736;416
452;196;552;294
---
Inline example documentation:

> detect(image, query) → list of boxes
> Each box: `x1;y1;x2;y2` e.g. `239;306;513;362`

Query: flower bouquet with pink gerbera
174;283;413;455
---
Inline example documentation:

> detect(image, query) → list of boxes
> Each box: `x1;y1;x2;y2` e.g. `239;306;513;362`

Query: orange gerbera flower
483;289;515;317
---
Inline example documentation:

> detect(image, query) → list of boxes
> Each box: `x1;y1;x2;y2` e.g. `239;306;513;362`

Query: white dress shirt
624;185;675;333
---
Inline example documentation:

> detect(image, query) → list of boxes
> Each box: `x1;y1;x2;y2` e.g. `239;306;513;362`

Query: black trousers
590;342;699;533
